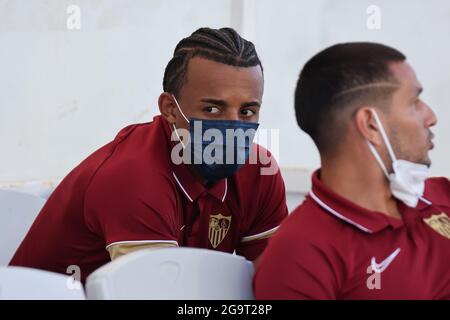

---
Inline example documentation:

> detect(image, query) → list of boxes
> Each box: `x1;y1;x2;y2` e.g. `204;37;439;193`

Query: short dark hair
163;27;263;96
294;42;406;153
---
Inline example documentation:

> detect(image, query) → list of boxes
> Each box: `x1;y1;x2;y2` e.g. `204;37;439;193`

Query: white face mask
367;109;430;207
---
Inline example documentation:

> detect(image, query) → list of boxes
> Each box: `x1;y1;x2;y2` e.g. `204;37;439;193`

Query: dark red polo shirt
10;116;287;282
254;170;450;299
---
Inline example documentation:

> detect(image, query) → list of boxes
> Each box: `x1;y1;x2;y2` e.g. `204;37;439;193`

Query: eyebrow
200;98;261;108
241;101;261;108
200;98;226;107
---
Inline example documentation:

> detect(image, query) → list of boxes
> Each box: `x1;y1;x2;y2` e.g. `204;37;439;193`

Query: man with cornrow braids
10;27;288;283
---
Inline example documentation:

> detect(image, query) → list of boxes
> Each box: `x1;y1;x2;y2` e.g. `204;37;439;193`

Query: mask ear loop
367;142;390;179
366;109;394;179
370;109;398;166
171;94;190;124
172;123;186;149
369;109;432;206
170;93;190;149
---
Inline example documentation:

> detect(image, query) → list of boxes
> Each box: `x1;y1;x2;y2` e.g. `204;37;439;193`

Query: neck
186;163;209;186
320;152;402;220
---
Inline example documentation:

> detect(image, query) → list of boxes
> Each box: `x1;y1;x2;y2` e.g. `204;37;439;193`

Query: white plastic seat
0;189;46;265
86;248;255;300
0;266;85;300
0;179;61;200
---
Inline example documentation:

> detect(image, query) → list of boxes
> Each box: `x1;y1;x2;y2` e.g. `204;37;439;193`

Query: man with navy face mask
10;28;288;282
169;94;259;183
254;42;450;299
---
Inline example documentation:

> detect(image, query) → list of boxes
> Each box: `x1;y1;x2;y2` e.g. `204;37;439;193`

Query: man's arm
236;153;288;261
85;169;180;260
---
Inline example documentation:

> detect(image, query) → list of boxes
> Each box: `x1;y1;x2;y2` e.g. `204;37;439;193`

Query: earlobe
158;92;177;124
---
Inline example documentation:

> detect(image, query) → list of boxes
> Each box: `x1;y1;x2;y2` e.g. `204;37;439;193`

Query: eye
204;106;220;114
240;109;256;117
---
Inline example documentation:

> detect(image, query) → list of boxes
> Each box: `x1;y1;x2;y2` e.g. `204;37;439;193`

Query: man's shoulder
87;162;173;197
238;143;280;178
92;120;171;180
275;198;348;245
79;119;173;196
425;177;450;206
251;143;277;165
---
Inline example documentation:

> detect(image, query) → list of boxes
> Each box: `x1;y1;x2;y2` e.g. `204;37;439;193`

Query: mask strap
171;94;190;124
367;141;390;179
419;196;432;205
172;123;186;149
370;109;398;164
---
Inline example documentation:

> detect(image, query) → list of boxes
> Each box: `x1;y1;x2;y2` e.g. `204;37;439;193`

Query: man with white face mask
254;42;450;299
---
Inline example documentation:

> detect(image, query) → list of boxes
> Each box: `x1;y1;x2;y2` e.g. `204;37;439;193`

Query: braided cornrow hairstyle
163;27;263;97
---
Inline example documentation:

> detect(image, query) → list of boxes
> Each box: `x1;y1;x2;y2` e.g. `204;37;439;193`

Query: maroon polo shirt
10;116;288;282
254;170;450;299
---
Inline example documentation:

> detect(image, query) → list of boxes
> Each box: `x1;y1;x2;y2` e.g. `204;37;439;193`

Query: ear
158;92;177;124
354;107;383;146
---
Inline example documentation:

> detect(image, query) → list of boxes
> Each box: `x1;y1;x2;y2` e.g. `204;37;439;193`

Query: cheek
401;108;426;137
403;124;429;156
404;122;425;142
175;118;190;131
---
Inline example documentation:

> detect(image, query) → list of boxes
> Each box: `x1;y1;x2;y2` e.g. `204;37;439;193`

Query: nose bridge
229;111;241;121
225;104;242;121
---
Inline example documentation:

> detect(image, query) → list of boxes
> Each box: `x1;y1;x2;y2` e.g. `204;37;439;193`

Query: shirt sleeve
84;168;180;250
236;152;288;261
253;233;341;300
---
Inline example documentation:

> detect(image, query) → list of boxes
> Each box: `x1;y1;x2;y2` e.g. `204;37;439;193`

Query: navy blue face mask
171;95;259;183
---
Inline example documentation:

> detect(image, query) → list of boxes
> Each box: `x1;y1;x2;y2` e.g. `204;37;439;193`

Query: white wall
251;0;450;176
1;0;449;185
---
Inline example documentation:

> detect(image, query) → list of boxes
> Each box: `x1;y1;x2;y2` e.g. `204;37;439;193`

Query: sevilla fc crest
424;212;450;240
208;214;232;248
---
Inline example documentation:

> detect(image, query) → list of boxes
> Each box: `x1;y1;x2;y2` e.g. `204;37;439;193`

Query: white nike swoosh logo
371;248;401;273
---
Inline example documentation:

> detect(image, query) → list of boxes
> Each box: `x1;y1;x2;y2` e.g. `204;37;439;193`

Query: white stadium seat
0;266;85;300
0;179;60;200
0;189;46;265
86;248;254;300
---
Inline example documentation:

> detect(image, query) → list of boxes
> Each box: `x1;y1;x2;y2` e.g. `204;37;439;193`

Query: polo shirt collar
171;164;228;203
309;169;406;234
161;117;228;203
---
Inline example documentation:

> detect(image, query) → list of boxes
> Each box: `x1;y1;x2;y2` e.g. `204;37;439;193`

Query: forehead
180;57;264;99
389;61;422;95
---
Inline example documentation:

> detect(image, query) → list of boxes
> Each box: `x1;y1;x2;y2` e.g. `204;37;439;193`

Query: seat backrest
0;266;85;300
86;248;255;300
0;189;46;265
0;179;61;200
